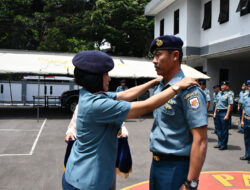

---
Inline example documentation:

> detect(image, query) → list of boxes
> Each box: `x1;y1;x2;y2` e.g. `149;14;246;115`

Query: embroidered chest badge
189;97;200;110
164;103;172;110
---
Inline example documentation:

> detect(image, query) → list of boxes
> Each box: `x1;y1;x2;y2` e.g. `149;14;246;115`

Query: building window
218;0;229;24
50;86;53;95
44;86;47;95
202;1;212;30
174;9;179;35
1;84;3;94
236;0;250;16
160;19;164;36
219;69;229;83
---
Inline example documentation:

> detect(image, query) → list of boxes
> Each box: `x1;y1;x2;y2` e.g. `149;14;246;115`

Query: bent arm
65;105;78;142
117;78;161;102
126;86;176;119
241;109;245;127
187;126;208;180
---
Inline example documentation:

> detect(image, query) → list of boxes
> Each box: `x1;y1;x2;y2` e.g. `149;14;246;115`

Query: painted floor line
29;119;47;155
0;129;39;132
0;153;31;157
0;119;47;157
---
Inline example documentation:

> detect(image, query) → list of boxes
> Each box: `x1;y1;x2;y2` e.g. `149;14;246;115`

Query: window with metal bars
236;0;250;16
160;19;164;36
202;1;212;30
174;9;179;35
218;0;229;24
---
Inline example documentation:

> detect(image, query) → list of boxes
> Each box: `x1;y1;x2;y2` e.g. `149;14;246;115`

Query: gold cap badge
156;39;163;47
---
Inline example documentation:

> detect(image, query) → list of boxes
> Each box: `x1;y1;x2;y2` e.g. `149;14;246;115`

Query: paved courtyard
0;107;249;190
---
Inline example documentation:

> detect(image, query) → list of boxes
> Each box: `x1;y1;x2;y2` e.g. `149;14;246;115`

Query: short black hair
167;49;183;63
74;67;103;93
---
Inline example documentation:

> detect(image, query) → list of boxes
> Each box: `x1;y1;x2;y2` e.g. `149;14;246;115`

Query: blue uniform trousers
215;111;229;148
150;159;189;190
62;173;80;190
62;173;116;190
244;119;250;158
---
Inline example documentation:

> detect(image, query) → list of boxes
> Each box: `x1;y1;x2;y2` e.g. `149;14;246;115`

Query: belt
217;109;227;112
153;153;190;162
245;115;250;120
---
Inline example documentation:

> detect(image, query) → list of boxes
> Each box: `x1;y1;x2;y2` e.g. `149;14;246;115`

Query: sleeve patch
184;91;198;100
189;97;200;110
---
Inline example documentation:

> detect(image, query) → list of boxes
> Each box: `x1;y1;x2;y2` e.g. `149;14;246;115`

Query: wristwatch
184;179;199;190
171;85;180;94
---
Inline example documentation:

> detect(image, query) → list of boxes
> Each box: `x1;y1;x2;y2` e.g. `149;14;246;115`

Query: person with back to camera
62;50;198;190
148;35;208;190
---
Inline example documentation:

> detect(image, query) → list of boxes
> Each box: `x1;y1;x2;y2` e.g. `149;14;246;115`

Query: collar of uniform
160;69;185;89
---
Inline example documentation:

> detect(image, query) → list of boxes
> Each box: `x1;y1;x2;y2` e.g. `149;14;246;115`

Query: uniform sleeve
106;91;117;100
66;104;78;137
227;94;234;105
206;90;211;101
91;97;131;126
181;86;208;129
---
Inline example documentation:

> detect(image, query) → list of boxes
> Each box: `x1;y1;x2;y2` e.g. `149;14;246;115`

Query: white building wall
154;0;188;45
186;0;201;47
200;0;250;47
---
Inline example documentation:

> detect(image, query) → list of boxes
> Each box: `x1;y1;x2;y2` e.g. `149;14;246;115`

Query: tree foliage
0;0;153;57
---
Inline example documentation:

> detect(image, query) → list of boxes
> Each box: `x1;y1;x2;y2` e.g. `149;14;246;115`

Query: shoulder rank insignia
156;39;163;47
189;97;200;110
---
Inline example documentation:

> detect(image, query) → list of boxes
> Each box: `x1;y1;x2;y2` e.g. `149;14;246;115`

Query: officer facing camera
149;35;208;190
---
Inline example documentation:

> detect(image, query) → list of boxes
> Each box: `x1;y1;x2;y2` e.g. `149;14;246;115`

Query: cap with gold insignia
220;81;230;86
150;35;183;53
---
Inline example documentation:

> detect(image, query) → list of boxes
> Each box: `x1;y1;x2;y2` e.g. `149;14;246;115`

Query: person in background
213;81;233;150
149;35;208;190
238;82;249;133
212;84;220;134
226;83;234;128
240;80;250;164
63;50;198;190
199;80;211;111
116;79;128;92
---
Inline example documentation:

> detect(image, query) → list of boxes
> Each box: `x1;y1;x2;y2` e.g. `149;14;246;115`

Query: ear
172;50;179;61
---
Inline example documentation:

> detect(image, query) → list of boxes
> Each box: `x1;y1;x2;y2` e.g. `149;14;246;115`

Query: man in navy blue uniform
149;35;208;190
238;82;249;133
240;80;250;164
213;81;233;150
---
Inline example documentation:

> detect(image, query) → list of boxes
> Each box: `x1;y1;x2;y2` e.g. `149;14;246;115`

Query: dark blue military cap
72;50;114;74
198;80;206;86
213;84;220;89
120;79;126;83
247;80;250;85
150;35;183;53
221;81;230;86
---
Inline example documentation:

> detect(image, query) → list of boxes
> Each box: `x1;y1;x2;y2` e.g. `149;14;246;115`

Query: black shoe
248;160;250;164
214;145;221;148
240;156;250;160
237;130;244;134
211;131;217;134
219;147;227;150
